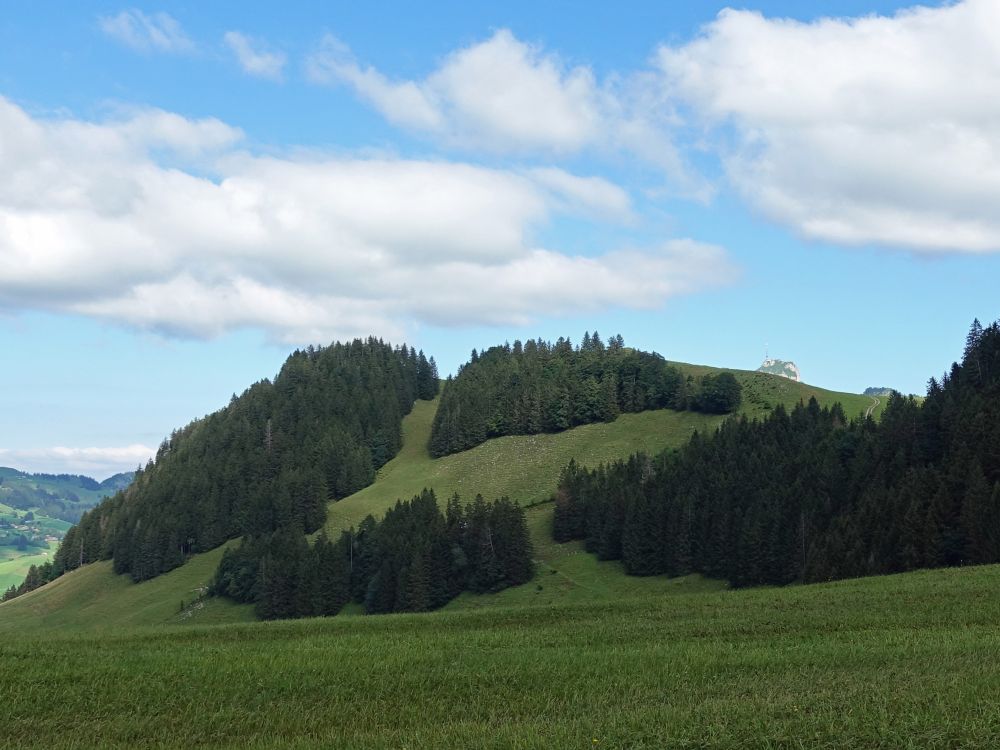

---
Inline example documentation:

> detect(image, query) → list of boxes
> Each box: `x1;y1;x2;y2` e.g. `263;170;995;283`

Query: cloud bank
0;445;154;479
307;30;707;197
0;96;731;344
658;0;1000;252
311;3;1000;253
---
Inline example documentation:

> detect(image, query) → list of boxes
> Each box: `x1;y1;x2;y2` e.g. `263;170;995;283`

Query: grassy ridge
674;363;887;420
2;563;998;748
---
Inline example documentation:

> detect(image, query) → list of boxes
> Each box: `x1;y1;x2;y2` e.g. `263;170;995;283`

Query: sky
1;0;998;478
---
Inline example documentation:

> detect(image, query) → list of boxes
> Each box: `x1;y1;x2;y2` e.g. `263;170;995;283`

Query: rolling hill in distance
0;356;884;631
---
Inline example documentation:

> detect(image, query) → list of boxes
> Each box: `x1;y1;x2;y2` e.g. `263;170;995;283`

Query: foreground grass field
2;563;998;748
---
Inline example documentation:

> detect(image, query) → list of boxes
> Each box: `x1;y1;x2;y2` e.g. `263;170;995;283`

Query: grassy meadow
2;563;998;748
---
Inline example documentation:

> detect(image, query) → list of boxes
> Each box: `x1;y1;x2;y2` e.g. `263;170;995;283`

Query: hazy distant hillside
0;467;133;523
864;387;895;397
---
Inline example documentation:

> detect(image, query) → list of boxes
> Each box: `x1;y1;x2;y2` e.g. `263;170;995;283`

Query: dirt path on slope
864;397;880;419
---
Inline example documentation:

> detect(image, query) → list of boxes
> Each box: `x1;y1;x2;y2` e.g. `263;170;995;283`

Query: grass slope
2;563;998;748
1;369;877;631
325;398;725;533
0;544;253;633
674;362;887;420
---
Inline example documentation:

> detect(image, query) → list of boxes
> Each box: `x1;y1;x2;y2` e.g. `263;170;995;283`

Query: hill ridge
1;363;882;631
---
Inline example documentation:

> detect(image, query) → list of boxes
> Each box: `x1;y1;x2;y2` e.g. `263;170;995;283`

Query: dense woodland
429;332;742;457
3;339;439;602
554;320;1000;587
211;490;533;619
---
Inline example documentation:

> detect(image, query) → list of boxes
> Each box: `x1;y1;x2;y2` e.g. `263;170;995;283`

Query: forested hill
556;319;1000;588
42;340;439;588
429;332;742;457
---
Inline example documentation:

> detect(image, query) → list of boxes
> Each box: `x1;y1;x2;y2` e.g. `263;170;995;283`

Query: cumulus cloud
224;31;286;80
0;96;732;344
306;30;707;196
657;0;1000;253
307;30;598;152
99;9;194;54
0;445;154;478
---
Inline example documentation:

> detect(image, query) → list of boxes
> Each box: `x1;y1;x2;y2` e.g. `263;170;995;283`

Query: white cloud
307;30;599;152
224;31;286;81
306;30;708;196
0;96;733;344
526;167;633;221
99;9;194;54
306;36;444;132
0;445;154;478
657;0;1000;253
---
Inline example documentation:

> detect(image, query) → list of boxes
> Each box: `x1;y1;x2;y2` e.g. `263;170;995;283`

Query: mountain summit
757;358;801;382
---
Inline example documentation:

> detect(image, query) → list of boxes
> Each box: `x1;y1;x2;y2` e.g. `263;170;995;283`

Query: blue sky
1;0;998;477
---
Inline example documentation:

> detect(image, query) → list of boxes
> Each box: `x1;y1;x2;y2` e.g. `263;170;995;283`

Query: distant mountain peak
758;358;801;382
863;387;894;397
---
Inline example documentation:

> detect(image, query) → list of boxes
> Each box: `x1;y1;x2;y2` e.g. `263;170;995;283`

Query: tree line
553;320;1000;587
3;339;439;604
429;332;742;457
210;490;533;619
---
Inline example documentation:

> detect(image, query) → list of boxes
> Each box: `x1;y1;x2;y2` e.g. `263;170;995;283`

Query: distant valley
0;468;132;592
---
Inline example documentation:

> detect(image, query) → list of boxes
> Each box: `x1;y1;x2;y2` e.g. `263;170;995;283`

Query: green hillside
0;543;252;633
672;362;886;420
0;367;878;631
3;563;999;748
325;397;725;533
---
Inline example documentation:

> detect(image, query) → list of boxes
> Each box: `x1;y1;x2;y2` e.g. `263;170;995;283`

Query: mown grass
2;563;998;748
